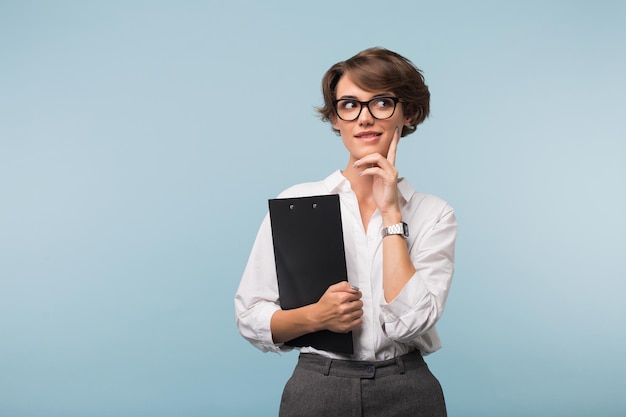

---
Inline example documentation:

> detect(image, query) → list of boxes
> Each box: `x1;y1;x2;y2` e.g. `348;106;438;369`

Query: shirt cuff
249;303;284;353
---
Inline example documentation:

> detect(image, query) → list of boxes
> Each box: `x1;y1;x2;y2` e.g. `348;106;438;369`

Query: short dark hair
317;47;430;137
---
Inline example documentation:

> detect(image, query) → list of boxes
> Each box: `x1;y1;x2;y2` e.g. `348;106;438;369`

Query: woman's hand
353;127;401;217
271;281;362;343
311;281;363;333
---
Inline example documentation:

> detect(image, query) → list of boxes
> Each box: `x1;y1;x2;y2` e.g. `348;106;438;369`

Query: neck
342;162;374;199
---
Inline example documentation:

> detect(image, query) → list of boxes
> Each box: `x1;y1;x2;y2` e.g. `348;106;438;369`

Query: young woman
235;47;457;417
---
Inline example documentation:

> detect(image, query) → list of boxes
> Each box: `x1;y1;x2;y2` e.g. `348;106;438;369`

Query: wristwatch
381;222;409;239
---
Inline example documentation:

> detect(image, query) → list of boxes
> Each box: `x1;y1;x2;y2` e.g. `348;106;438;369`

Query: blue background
1;1;625;416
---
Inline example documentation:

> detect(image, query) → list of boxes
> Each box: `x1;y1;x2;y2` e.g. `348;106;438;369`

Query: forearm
270;281;364;343
381;210;416;302
381;203;457;341
270;305;320;344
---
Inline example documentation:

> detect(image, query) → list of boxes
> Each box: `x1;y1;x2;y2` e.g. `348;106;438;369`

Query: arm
235;215;363;351
235;215;283;352
380;208;416;302
354;128;456;342
380;203;457;342
354;127;415;302
271;281;363;343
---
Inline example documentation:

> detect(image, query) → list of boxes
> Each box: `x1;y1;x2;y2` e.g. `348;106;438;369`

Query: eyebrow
337;93;395;100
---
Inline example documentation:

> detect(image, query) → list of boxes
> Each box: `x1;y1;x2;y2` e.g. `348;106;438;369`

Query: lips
355;131;382;142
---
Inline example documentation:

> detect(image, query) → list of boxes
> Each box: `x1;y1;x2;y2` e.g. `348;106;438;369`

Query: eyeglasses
333;96;402;121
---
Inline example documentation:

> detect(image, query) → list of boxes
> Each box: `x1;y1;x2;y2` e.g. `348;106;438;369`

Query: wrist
305;303;324;333
381;221;409;239
381;209;402;226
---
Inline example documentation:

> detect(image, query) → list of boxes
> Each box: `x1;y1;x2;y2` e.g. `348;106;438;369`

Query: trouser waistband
297;350;425;379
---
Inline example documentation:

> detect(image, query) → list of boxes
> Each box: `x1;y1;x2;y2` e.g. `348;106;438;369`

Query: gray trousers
279;350;447;417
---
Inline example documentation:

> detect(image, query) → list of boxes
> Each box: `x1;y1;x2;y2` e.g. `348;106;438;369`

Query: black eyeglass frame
332;96;403;121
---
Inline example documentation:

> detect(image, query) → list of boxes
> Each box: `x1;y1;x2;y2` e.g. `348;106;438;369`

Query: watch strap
381;222;409;238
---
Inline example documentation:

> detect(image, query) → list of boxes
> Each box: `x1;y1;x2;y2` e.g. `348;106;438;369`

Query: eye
338;99;359;111
373;97;395;109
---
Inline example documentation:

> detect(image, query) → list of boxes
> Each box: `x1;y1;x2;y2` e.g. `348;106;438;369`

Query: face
332;73;412;163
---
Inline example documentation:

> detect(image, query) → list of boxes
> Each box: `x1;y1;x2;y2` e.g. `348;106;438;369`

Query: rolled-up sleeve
234;214;291;353
380;203;457;344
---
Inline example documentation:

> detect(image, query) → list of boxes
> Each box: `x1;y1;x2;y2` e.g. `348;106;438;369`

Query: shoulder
412;192;454;216
403;188;457;234
400;178;455;218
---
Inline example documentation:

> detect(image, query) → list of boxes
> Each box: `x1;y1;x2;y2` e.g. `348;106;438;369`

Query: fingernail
350;285;359;291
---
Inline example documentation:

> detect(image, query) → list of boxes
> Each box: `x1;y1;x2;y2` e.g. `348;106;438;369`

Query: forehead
335;73;389;99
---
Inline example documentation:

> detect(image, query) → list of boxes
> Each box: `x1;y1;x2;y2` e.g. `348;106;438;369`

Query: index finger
387;127;400;166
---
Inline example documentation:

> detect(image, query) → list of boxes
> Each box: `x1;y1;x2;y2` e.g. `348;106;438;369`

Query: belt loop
396;355;406;374
323;358;332;376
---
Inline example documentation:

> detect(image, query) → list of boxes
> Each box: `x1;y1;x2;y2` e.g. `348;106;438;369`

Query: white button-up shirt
235;170;457;361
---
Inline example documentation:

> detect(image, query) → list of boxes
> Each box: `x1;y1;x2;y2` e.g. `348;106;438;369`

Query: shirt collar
323;170;416;203
397;177;415;204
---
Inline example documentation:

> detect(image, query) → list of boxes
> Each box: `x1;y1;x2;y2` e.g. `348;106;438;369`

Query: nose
357;104;374;124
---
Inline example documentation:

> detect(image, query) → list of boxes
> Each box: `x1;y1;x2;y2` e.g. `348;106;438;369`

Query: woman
235;47;457;417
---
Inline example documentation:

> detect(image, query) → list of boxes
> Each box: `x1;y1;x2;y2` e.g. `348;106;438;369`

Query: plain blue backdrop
1;1;625;416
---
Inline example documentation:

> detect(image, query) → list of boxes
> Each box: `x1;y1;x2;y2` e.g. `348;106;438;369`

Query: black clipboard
268;194;353;354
